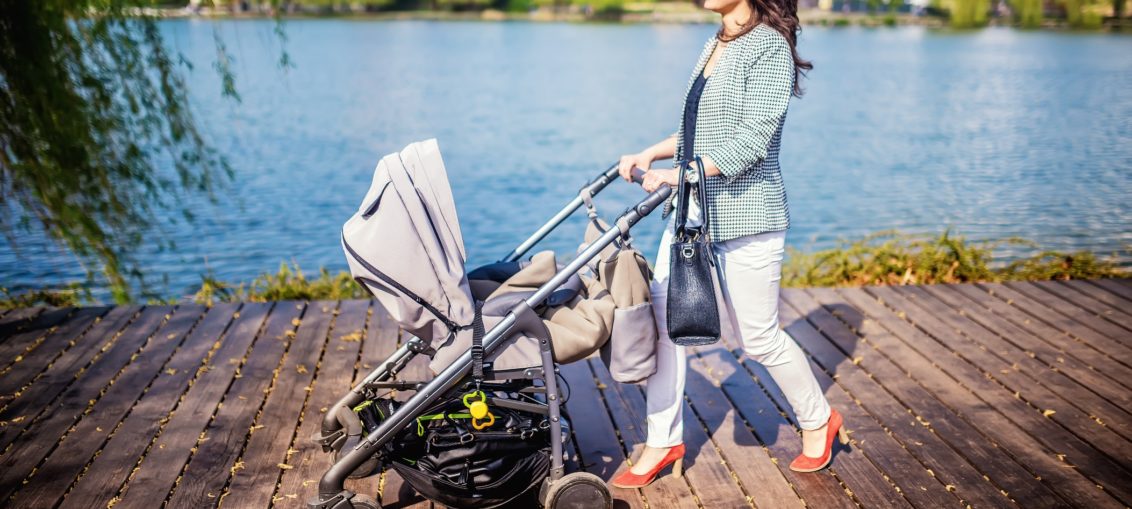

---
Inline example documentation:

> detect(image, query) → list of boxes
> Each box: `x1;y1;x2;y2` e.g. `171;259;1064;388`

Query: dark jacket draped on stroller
311;140;671;509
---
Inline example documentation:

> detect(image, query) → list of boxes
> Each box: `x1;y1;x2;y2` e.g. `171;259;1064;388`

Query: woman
610;0;847;488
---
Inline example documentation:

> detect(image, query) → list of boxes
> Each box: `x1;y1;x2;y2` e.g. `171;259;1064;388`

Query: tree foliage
1061;0;1103;27
0;1;255;302
1015;0;1043;27
948;0;990;27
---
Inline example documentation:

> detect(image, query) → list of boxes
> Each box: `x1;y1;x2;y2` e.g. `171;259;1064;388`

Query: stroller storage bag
358;395;555;509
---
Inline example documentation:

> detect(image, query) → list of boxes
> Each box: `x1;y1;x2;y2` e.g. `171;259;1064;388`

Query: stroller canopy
342;139;475;346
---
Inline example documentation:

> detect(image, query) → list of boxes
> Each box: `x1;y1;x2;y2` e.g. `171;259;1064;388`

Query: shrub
782;230;1126;288
192;262;368;305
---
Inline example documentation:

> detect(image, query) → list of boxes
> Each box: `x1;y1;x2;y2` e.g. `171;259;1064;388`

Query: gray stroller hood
342;139;474;348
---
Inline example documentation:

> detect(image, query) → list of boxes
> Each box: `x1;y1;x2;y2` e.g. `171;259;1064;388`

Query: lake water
2;20;1131;299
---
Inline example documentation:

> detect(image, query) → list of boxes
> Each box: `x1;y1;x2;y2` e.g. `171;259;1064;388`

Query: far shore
150;6;1132;31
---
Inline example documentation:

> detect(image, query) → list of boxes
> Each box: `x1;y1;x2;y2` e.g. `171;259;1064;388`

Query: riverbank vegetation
780;230;1126;287
2;231;1126;308
177;0;1128;30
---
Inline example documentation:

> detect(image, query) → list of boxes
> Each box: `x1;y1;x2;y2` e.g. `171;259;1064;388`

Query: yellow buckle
471;412;495;430
463;390;494;429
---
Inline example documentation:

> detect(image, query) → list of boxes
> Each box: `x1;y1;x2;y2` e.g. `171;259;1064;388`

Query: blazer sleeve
703;31;794;182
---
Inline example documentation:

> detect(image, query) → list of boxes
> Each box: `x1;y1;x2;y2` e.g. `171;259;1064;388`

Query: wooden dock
1;279;1130;508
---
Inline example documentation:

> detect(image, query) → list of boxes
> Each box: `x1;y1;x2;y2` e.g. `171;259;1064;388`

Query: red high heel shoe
790;408;849;473
610;444;686;488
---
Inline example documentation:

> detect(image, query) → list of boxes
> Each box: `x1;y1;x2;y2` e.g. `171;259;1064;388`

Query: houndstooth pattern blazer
668;24;796;242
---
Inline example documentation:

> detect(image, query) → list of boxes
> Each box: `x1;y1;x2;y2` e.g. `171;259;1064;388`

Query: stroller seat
430;250;616;375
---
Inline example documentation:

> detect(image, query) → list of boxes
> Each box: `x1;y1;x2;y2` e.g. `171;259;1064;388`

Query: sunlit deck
1;279;1130;508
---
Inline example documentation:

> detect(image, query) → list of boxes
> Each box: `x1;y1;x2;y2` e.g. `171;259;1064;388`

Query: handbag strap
673;156;710;242
673;159;693;241
693;155;710;240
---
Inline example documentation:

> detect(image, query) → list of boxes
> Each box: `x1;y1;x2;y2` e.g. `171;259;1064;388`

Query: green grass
0;284;86;309
191;262;369;306
782;230;1127;288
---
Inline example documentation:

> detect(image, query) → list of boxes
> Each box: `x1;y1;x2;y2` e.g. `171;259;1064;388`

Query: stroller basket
359;383;561;508
310;140;669;509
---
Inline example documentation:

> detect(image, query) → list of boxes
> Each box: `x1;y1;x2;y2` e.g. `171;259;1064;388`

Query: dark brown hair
716;0;812;97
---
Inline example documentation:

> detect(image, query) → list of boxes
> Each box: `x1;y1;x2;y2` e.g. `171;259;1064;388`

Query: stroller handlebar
499;162;670;263
628;167;646;185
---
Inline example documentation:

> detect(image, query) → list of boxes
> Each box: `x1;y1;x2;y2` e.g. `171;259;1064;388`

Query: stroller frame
310;165;670;509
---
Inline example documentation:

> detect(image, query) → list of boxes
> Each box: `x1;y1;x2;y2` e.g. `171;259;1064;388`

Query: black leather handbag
666;157;723;346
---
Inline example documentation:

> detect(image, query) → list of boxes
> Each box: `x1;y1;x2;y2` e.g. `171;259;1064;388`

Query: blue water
2;21;1131;299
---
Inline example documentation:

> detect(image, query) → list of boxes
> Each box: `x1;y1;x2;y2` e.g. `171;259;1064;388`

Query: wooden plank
833;287;1088;508
590;357;746;508
0;307;108;404
943;283;1132;395
0;308;72;381
0;305;161;500
0;306;139;454
681;348;805;509
689;334;859;509
275;300;370;505
1043;281;1132;332
768;292;961;508
788;288;1017;508
995;282;1132;364
221;302;336;509
7;306;199;508
896;286;1132;457
558;360;648;509
111;303;272;507
978;282;1132;377
585;358;699;508
0;306;45;340
57;304;239;509
1067;280;1132;312
610;366;752;508
1087;279;1132;305
162;301;305;509
918;284;1132;436
867;286;1132;506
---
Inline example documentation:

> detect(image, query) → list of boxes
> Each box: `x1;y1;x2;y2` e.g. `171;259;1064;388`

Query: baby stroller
308;140;670;509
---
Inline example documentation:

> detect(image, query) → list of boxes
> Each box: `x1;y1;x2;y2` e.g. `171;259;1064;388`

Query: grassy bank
780;230;1126;287
3;230;1127;309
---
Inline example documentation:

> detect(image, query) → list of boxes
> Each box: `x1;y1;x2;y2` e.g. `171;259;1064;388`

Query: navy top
681;71;708;165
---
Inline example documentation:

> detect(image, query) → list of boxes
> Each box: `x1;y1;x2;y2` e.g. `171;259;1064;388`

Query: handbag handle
673;156;709;242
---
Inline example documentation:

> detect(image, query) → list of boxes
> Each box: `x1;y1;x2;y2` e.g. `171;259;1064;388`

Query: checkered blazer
669;24;795;242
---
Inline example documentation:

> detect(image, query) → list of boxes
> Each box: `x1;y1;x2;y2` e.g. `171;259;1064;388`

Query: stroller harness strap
471;303;486;385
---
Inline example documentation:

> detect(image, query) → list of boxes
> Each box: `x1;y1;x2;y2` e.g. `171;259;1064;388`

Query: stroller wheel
349;493;381;509
542;472;612;509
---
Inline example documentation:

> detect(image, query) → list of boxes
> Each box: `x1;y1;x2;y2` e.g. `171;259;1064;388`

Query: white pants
644;226;832;447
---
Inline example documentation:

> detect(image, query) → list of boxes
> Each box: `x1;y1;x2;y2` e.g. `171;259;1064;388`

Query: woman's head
702;0;812;96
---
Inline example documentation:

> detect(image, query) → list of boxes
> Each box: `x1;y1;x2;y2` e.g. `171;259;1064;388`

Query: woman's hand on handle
618;152;653;183
618;135;678;183
641;168;679;192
